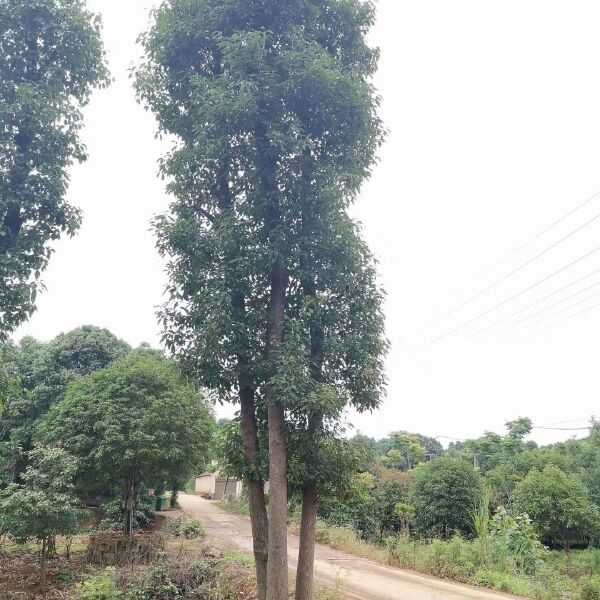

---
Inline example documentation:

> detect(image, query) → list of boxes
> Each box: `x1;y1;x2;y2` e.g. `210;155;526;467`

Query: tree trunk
266;401;288;600
295;480;318;600
240;385;269;600
265;257;289;600
40;537;48;590
296;241;325;600
124;478;135;537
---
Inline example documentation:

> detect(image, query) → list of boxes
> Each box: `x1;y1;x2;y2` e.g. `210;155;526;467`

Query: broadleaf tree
0;0;109;335
0;326;130;481
135;1;386;598
0;446;85;588
38;352;215;535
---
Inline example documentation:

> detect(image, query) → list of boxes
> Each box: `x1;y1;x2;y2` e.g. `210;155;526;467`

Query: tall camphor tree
0;0;108;336
136;2;385;598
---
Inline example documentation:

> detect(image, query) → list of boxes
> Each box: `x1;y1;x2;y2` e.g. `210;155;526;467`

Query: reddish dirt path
176;493;525;600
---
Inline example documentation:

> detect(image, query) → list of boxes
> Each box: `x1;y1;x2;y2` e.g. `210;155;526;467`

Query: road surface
175;493;524;600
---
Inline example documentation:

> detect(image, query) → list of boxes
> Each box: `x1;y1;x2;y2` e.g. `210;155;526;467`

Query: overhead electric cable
511;299;600;343
464;267;600;341
477;188;600;277
406;243;600;357
538;417;592;426
496;290;600;341
431;210;600;325
533;426;591;431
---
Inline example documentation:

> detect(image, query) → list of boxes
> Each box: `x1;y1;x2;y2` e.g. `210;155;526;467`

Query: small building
195;472;243;501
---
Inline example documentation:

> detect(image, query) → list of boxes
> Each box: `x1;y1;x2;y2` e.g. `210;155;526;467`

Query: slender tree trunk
296;239;325;600
212;117;271;598
124;477;135;537
265;257;289;600
240;385;269;600
40;537;48;590
295;480;318;600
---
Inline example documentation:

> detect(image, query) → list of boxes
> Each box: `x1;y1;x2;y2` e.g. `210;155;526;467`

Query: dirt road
176;493;523;600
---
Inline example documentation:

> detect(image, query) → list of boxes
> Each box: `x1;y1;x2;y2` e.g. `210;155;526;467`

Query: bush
411;457;482;537
74;570;121;600
163;517;205;540
100;489;155;533
581;577;600;600
124;559;245;600
489;507;546;574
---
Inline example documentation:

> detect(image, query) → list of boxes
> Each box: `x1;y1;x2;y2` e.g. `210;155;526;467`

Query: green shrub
100;489;155;533
581;577;600;600
180;519;205;540
163;517;205;540
73;570;121;600
489;507;546;574
411;457;482;537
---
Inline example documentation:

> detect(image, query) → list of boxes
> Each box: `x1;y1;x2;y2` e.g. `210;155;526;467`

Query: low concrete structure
194;473;243;501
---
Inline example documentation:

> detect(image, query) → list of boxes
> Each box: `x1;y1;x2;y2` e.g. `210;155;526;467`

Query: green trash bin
155;495;169;511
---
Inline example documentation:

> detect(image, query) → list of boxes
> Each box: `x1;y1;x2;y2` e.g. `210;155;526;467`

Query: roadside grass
287;521;389;565
217;499;251;517
224;551;255;568
0;534;88;556
290;519;600;600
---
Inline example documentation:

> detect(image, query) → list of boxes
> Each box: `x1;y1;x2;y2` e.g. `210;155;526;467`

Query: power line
477;188;600;278
510;298;600;343
538;417;592;427
533;426;591;431
492;286;600;341
431;200;600;326
464;267;600;341
406;243;600;357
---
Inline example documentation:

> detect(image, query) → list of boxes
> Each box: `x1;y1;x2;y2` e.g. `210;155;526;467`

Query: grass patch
224;551;255;568
0;535;88;556
304;519;600;600
312;522;388;564
217;500;251;517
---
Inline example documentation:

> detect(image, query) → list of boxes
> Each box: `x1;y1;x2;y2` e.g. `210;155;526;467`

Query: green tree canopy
0;446;85;587
0;326;130;481
135;1;386;597
411;456;482;537
0;0;109;335
38;352;215;534
381;432;427;471
514;465;599;552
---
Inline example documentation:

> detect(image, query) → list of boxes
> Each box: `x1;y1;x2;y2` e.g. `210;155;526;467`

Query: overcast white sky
15;0;600;446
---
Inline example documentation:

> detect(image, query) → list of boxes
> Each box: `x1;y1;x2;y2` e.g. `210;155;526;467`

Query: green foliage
99;488;155;532
164;517;205;541
125;560;216;600
0;445;86;586
380;432;427;471
0;327;130;482
447;417;535;474
38;353;214;533
73;570;122;600
514;465;600;550
0;0;109;334
489;507;546;574
0;446;85;545
581;577;600;600
374;432;443;460
411;456;482;537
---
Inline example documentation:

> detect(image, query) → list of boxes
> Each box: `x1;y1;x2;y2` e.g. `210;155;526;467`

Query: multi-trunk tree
136;2;386;598
0;0;109;336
